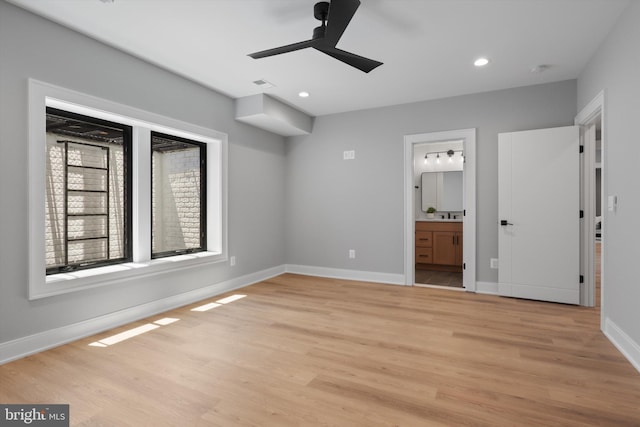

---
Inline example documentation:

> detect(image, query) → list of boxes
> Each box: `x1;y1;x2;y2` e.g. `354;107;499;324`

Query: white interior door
498;126;580;304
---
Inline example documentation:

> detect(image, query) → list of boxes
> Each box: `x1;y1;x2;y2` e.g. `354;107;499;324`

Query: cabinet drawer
415;247;433;263
415;231;433;247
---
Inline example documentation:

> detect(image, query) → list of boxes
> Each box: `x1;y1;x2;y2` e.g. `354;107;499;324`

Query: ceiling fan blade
248;39;317;59
315;46;382;73
325;0;361;45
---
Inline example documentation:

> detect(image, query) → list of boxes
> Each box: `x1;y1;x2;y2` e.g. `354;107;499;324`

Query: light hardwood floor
1;273;639;426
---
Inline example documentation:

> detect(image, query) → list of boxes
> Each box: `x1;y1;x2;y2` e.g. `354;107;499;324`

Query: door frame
575;91;605;319
404;128;476;291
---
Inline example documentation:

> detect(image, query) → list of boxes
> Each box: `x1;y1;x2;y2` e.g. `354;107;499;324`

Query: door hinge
580;275;584;284
579;145;584;153
463;263;466;270
463;209;466;216
580;210;584;218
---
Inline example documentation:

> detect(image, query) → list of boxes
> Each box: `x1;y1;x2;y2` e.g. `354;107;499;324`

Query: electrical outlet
349;249;356;259
490;258;498;269
230;256;236;266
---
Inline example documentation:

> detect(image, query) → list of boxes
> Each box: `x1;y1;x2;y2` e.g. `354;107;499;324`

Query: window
28;79;227;299
151;132;206;258
45;108;132;274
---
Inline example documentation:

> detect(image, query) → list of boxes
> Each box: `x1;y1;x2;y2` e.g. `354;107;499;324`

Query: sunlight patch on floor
154;317;180;326
216;294;246;304
89;294;247;348
191;302;221;312
89;323;160;347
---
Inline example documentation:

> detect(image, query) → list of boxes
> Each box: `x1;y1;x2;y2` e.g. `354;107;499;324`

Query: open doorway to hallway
594;115;603;307
577;91;604;310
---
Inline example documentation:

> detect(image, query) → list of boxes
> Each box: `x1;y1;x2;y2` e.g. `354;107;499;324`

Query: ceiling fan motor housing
314;2;330;21
313;25;326;40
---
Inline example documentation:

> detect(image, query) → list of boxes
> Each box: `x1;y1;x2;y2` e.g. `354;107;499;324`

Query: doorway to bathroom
414;140;464;288
403;128;476;291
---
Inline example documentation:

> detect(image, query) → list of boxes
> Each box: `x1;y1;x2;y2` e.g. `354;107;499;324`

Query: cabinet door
433;231;457;265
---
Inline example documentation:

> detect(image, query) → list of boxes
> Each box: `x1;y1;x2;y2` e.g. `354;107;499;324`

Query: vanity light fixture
424;149;464;164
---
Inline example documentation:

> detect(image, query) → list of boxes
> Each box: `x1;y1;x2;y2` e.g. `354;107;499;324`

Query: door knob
500;220;513;226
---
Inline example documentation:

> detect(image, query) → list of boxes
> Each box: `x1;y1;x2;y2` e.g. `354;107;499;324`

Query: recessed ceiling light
298;91;310;98
474;57;490;67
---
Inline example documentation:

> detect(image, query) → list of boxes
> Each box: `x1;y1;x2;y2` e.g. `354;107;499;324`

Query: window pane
45;108;131;273
151;133;206;257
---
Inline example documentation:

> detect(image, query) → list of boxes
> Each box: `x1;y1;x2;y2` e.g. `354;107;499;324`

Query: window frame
45;107;134;274
28;79;228;300
150;131;207;259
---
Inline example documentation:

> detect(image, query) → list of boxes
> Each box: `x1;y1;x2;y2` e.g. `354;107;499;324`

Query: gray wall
578;1;640;345
0;1;286;343
286;80;577;282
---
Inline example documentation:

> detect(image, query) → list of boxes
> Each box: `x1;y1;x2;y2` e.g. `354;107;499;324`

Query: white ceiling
7;0;629;117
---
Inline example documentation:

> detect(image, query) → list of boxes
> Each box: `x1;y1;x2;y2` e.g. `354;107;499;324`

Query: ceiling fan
248;0;383;73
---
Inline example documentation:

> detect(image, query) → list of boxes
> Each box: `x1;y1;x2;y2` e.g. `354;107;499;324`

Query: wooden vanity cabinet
415;221;462;272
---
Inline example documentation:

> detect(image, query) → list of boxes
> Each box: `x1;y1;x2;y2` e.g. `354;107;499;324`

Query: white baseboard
0;265;285;365
604;317;640;374
285;264;406;286
476;281;499;295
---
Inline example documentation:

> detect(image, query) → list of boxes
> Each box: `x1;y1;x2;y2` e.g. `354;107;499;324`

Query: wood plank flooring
1;273;639;426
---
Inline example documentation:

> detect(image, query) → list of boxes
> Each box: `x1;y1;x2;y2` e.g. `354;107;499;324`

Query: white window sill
33;252;225;300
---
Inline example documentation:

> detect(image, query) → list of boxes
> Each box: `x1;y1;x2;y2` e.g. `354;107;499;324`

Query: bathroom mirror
421;171;463;212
